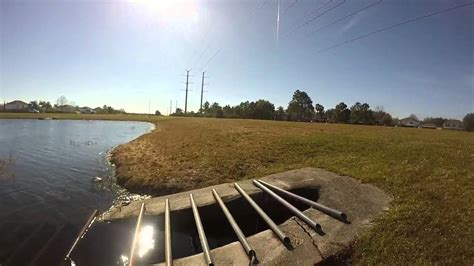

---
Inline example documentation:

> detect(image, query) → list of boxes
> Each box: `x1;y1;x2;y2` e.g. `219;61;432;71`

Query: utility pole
184;70;190;114
169;99;172;116
200;71;208;113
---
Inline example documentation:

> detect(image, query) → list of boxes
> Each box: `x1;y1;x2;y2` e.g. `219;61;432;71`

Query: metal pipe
165;199;173;266
129;202;145;266
257;179;347;222
64;209;98;260
189;194;213;266
253;180;321;231
212;189;255;259
234;183;290;245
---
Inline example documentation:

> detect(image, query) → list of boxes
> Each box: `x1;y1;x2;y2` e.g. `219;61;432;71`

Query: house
57;105;76;113
399;117;420;128
420;123;438;129
443;119;463;130
78;107;95;114
4;100;29;112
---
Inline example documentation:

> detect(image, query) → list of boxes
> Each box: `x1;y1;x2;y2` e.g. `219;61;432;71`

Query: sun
133;0;199;23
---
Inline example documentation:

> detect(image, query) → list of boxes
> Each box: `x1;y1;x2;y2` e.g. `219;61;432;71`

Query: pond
0;119;153;263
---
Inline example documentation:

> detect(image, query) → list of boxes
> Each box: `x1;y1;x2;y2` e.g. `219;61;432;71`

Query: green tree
463;113;474;131
38;101;52;113
287;90;314;121
253;99;275;120
29;101;40;111
172;108;184;116
315;103;324;121
350;102;374;124
275;106;286;120
155;110;162;116
222;105;235;118
334;102;350;123
374;111;393;126
325;108;335;122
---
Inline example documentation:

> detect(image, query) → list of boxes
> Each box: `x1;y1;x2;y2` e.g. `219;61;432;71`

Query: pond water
0;119;153;263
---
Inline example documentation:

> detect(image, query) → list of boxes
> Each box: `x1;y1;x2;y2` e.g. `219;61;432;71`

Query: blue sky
1;0;473;119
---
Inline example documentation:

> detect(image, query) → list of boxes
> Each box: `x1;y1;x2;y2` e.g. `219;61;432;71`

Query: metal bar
253;180;321;231
234;183;290;245
65;209;98;260
165;199;173;266
257;179;347;221
212;189;255;259
129;202;145;266
189;194;213;266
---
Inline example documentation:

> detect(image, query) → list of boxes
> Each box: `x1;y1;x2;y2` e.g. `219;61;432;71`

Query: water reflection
138;225;155;258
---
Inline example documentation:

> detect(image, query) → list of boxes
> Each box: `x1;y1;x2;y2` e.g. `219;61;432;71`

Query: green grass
111;117;473;264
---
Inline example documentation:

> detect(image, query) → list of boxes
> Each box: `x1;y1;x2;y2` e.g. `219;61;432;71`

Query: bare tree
57;96;68;106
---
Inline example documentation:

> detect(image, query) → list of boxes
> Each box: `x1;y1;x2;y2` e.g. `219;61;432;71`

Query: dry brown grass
111;117;474;264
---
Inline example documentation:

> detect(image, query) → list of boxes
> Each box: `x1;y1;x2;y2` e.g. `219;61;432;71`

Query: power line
283;0;346;37
307;0;383;37
191;43;211;70
318;1;474;53
298;0;334;22
283;0;298;14
200;48;221;71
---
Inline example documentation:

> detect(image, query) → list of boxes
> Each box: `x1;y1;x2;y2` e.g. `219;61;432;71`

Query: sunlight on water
138;225;155;258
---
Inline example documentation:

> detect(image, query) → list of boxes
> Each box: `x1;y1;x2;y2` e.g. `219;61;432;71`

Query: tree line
170;89;474;131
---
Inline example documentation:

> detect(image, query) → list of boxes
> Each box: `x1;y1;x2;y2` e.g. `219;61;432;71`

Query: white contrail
276;0;280;48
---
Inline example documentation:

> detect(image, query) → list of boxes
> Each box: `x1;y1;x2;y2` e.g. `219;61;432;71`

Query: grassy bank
111;117;473;264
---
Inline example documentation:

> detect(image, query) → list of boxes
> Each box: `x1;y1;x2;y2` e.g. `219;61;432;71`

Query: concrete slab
102;168;391;264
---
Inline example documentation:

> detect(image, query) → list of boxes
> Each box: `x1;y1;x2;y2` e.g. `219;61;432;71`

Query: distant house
399;117;420;128
5;100;29;112
57;105;76;113
443;119;463;130
420;123;438;129
78;107;95;114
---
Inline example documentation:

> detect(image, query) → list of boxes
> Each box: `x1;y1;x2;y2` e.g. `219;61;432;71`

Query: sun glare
137;225;155;258
134;0;199;23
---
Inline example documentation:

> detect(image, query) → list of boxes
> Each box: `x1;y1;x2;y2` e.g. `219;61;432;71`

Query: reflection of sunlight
138;225;155;258
120;255;129;265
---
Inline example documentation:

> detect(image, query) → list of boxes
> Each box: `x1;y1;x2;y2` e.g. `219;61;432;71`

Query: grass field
2;113;473;263
111;117;473;264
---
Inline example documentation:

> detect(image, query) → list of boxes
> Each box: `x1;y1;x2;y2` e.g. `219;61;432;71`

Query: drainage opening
71;186;320;265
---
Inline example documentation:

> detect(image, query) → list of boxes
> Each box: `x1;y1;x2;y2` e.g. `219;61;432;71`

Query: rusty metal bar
129;202;145;266
189;194;213;266
165;199;173;266
212;189;255;259
257;179;347;222
234;183;290;245
253;180;321;231
64;209;98;260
